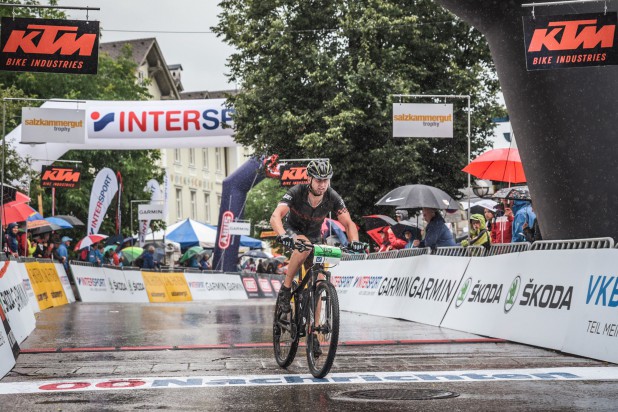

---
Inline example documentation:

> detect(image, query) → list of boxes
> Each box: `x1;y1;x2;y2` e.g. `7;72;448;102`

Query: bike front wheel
273;282;299;368
306;281;340;378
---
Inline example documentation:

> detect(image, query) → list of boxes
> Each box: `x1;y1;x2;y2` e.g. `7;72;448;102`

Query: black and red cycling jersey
278;184;348;241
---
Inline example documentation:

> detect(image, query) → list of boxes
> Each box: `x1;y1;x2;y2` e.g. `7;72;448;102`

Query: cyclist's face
310;178;330;195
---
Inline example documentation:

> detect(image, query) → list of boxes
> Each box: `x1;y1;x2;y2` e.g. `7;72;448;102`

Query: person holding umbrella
271;159;365;315
413;208;456;249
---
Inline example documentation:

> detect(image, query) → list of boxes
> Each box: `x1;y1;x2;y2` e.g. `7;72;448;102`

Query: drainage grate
338;388;460;401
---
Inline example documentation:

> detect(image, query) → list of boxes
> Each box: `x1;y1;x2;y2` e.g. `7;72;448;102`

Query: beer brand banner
279;164;309;187
523;12;618;70
38;263;68;307
0;17;99;74
393;103;454;138
162;273;192;302
141;272;169;303
87;168;118;235
41;165;81;188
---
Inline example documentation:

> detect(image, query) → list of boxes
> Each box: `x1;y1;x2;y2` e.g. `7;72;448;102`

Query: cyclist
270;159;365;316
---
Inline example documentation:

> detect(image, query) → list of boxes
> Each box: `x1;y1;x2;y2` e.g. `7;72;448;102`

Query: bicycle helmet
306;159;333;179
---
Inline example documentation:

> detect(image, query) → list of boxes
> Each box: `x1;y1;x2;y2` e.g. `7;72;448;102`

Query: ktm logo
529;19;615;52
42;168;81;183
3;24;97;56
281;167;308;181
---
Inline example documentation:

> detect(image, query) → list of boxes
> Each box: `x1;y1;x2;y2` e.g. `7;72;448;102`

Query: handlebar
290;239;368;254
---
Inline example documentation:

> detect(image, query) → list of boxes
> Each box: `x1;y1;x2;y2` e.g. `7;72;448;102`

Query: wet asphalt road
3;300;618;411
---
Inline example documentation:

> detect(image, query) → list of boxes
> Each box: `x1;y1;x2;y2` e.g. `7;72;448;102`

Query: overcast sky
58;0;236;92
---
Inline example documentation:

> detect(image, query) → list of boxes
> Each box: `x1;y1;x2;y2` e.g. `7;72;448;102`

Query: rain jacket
386;227;406;250
462;214;491;250
4;223;19;256
419;213;456;249
491;214;513;244
511;200;536;243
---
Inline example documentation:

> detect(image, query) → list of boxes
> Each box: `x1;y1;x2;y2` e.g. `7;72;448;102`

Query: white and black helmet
306;159;333;179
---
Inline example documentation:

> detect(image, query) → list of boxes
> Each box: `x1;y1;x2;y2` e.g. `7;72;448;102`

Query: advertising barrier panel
17;263;39;314
71;263;112;302
0;304;18;381
241;274;260;298
121;269;149;303
39;262;68;307
257;275;275;298
0;261;36;344
103;268;134;303
142;271;170;302
24;262;53;310
557;249;618;363
185;273;248;300
332;255;468;326
162;273;192;302
53;263;76;303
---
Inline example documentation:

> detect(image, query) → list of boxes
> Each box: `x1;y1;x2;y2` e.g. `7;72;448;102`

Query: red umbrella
74;234;108;250
462;148;526;183
1;202;39;224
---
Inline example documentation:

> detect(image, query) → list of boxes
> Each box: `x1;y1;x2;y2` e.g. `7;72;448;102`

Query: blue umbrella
43;217;73;229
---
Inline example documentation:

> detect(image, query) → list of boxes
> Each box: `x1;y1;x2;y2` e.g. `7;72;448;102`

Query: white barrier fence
3;243;618;378
332;247;618;365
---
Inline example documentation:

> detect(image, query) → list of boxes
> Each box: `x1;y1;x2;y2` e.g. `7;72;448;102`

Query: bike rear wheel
273;282;299;367
306;281;340;378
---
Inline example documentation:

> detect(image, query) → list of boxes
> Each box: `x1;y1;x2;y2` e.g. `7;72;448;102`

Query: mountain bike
272;240;344;378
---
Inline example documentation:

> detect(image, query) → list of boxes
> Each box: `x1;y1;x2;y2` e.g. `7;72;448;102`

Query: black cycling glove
276;234;295;250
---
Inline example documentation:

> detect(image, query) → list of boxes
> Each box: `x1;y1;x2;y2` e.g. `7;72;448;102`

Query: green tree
244;178;286;237
214;0;505;224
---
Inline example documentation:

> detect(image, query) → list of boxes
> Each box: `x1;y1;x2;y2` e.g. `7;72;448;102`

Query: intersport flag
139;179;162;247
523;12;617;70
87;168;118;235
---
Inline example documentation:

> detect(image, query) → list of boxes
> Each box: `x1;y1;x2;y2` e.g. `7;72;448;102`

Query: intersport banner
331;255;468;326
87;168;118;235
72;263;112;302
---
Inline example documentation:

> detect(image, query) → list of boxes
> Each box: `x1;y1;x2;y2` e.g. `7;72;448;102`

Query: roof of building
100;38;182;97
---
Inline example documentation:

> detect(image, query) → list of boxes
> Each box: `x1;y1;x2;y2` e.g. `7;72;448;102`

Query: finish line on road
2;367;618;395
19;338;506;354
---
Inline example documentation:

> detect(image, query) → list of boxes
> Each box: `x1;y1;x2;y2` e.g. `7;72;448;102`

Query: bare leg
282;235;311;289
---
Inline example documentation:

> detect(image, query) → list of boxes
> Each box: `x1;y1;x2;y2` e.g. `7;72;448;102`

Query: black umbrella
55;215;85;226
362;215;397;231
105;234;125;246
376;184;460;211
391;221;423;241
29;222;64;236
241;250;270;259
492;186;531;201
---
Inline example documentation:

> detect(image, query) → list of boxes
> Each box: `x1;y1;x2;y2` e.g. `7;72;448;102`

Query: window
202;149;209;170
215;148;222;172
174;149;181;164
217;194;222;208
175;188;182;220
190;191;197;220
189;148;196;166
204;193;211;222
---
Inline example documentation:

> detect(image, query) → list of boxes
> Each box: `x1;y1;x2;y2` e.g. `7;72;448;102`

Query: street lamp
472;179;491;198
